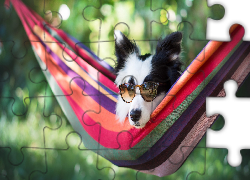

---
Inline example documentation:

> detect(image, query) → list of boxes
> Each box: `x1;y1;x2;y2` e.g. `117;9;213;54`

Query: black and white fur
114;30;182;128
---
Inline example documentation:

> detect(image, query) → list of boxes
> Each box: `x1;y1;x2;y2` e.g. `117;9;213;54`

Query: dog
114;30;182;128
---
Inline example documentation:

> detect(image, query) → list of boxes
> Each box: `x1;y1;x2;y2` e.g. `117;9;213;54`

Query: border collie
114;30;182;128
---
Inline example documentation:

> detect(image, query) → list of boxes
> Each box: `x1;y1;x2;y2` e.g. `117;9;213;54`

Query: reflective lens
119;82;160;103
140;82;159;102
119;83;135;103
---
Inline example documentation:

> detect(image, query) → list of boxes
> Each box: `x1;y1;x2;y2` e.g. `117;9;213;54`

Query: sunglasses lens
141;82;158;102
119;84;135;103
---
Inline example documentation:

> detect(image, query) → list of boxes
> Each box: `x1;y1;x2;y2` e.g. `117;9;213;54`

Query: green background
0;0;250;179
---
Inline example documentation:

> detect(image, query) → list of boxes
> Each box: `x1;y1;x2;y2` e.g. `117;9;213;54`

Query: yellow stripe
33;25;117;103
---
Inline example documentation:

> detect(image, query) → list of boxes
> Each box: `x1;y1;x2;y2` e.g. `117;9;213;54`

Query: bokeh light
59;4;70;20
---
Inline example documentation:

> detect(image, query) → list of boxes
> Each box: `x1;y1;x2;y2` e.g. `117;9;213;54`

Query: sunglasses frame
119;81;166;103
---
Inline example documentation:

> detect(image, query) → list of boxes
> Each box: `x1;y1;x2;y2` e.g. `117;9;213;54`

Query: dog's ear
154;31;182;62
151;32;183;85
114;30;140;73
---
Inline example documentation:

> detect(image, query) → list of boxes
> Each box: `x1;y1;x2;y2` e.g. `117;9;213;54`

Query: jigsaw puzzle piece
0;93;52;162
189;141;250;179
189;55;250;179
0;104;49;179
152;0;224;40
82;0;168;59
0;41;48;117
177;21;207;67
0;147;46;180
30;38;94;97
40;0;109;61
32;22;106;155
206;80;250;167
172;68;207;110
33;0;63;28
135;138;206;180
0;41;10;83
1;1;24;34
186;0;224;40
43;98;102;150
41;68;105;151
0;69;65;176
187;148;236;180
30;132;115;180
201;40;250;176
79;0;109;58
207;0;250;41
41;94;120;179
1;6;32;60
0;10;58;116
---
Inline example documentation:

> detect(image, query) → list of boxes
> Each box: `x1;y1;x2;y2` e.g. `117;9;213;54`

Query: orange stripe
33;25;118;103
151;24;240;118
151;41;220;118
30;34;133;132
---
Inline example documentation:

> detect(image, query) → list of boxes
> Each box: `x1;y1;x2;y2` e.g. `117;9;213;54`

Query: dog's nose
130;109;141;122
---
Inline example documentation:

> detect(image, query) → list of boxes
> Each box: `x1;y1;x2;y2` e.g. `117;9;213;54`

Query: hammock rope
7;0;250;176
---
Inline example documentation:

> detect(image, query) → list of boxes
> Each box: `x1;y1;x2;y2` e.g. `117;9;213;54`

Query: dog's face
114;30;182;128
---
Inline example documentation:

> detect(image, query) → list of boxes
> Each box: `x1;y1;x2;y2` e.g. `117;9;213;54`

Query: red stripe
12;0;118;94
135;26;244;142
62;25;244;150
55;29;117;81
62;89;135;149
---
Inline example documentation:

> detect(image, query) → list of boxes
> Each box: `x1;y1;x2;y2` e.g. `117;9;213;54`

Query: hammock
7;0;250;176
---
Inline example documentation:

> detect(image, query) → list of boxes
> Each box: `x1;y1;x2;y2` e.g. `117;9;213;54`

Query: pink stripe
56;30;117;80
55;29;118;92
60;87;134;149
12;0;118;94
10;0;33;35
30;10;118;90
34;21;118;93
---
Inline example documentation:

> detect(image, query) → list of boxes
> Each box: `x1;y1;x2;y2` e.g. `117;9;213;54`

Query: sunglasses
119;82;165;103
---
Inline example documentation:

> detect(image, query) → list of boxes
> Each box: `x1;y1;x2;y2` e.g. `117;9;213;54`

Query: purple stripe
43;24;116;80
67;33;114;72
98;81;118;98
43;41;116;114
110;41;250;167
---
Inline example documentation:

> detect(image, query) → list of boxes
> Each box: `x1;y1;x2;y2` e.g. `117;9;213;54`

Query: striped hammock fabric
8;0;250;176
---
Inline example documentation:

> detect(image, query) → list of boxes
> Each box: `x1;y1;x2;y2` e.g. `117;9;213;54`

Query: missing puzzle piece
207;0;250;41
206;80;250;167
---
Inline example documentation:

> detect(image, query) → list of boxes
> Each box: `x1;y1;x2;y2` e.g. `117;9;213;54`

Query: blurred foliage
0;0;250;179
